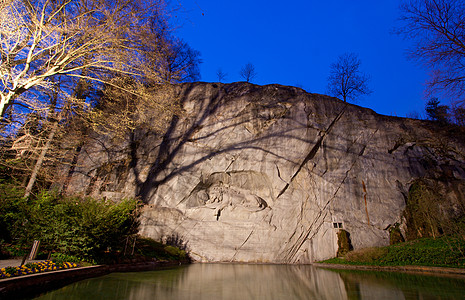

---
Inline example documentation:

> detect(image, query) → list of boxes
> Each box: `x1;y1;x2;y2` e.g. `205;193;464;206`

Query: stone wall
57;82;465;263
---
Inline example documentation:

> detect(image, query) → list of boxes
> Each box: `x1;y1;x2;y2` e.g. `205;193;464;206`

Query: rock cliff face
59;82;465;263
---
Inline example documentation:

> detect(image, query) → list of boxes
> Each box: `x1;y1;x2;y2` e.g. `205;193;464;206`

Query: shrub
51;252;82;263
134;237;188;261
405;179;443;239
336;229;353;257
0;189;141;262
324;236;465;268
345;247;388;263
389;223;405;245
0;182;29;245
164;245;187;260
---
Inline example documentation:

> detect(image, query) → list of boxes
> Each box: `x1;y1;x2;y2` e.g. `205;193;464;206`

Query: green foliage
134;237;166;258
0;188;141;262
164;245;187;260
405;178;465;241
405;179;443;239
321;257;347;264
379;237;465;267
321;236;465;268
134;237;187;261
51;252;82;263
0;179;28;244
336;229;353;257
0;244;28;258
389;223;405;245
1;182;188;264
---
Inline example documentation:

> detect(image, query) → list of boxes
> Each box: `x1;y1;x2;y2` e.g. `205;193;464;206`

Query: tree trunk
23;75;86;198
24;119;59;198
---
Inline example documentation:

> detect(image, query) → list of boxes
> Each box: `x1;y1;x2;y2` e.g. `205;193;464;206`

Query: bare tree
406;110;422;119
90;76;179;138
0;0;187;196
451;103;465;126
397;0;465;102
143;12;201;84
216;68;227;82
240;63;257;83
327;53;372;102
0;0;167;119
152;37;202;83
0;96;81;197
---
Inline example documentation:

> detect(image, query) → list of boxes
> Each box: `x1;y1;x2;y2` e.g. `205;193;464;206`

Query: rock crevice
58;82;465;263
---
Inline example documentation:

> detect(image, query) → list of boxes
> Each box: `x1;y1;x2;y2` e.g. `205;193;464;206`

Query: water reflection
32;264;465;300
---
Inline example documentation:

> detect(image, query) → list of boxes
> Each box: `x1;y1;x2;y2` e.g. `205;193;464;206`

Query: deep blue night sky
174;0;431;118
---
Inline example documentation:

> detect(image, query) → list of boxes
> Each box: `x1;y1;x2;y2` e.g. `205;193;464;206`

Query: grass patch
320;236;465;268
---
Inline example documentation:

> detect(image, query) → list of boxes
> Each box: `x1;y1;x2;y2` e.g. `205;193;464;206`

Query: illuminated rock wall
60;82;465;263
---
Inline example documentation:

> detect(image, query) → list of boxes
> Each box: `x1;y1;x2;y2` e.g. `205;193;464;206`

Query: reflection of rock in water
339;272;406;300
40;264;465;300
125;264;352;300
115;265;411;300
337;270;465;300
127;265;464;300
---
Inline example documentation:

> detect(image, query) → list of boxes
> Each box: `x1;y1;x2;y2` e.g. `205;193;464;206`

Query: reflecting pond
30;264;465;300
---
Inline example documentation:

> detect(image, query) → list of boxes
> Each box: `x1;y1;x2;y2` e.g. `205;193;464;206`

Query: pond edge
314;263;465;278
0;260;188;299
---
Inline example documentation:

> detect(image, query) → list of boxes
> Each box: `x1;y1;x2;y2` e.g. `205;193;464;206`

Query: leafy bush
389;223;405;245
322;236;465;268
379;237;465;267
0;189;141;262
405;179;443;239
0;181;29;244
405;179;465;240
51;252;82;263
336;229;353;257
134;237;187;261
164;245;187;260
134;237;167;258
0;243;29;258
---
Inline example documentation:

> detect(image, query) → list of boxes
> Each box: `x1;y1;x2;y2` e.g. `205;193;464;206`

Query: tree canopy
425;97;450;124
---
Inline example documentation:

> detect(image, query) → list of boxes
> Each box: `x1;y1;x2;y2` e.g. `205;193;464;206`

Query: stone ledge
313;263;465;277
0;261;187;298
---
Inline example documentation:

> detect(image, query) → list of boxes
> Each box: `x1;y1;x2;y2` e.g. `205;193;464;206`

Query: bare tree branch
0;0;198;195
397;0;465;102
0;0;169;118
216;68;227;82
240;63;257;83
326;53;372;102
